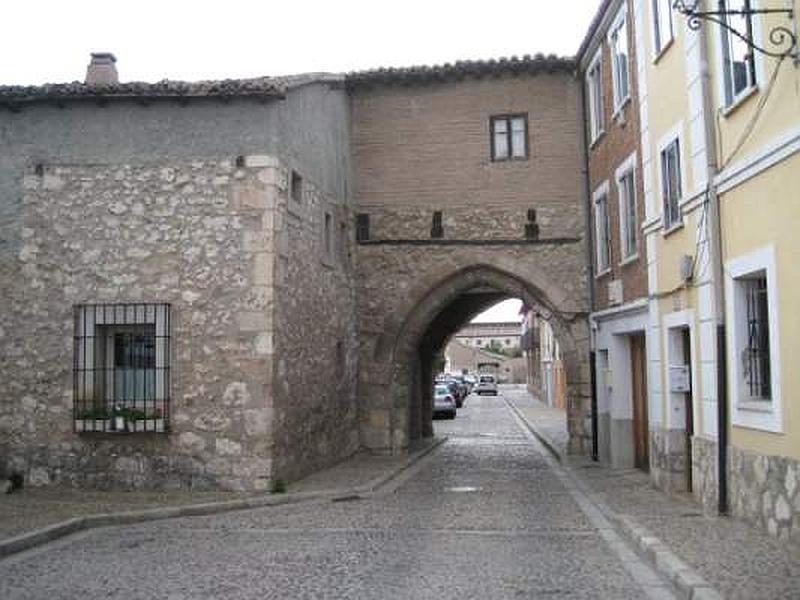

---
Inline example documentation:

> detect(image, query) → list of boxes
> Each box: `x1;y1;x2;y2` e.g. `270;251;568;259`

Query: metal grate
356;213;370;242
430;211;443;239
73;303;171;433
745;277;770;399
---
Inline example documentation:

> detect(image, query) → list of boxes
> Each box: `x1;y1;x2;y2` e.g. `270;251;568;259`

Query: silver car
433;384;457;419
475;374;498;395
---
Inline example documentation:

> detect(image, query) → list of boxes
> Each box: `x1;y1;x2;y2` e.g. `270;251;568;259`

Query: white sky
1;1;600;85
472;299;523;324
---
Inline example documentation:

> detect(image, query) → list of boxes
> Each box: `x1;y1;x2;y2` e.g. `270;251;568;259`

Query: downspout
577;68;599;461
697;20;728;514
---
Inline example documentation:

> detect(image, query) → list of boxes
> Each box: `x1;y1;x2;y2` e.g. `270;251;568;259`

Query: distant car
475;374;498;396
433;384;457;419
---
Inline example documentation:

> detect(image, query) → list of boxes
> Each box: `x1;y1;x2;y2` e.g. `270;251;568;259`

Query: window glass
721;0;757;104
610;15;629;108
653;0;674;54
587;60;604;141
595;193;610;271
744;275;771;399
619;170;637;258
661;139;682;228
511;117;526;157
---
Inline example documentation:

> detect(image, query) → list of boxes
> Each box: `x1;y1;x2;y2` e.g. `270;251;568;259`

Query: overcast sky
1;0;600;85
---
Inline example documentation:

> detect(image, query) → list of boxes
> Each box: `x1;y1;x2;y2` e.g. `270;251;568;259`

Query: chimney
85;52;118;85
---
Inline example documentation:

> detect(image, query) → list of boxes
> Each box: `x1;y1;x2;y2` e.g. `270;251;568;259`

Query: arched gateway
349;58;591;457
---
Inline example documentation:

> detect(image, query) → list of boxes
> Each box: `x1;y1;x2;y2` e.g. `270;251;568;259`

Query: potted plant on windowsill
76;407;112;432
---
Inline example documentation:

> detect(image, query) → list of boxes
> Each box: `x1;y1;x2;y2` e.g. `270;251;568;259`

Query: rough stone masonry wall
351;72;592;454
729;446;800;544
0;157;279;491
270;162;360;482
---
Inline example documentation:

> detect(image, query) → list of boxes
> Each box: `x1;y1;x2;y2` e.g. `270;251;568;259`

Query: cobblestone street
0;388;675;599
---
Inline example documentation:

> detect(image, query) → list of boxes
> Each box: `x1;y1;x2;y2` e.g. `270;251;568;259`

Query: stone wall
692;436;718;513
729;445;800;544
0;157;281;490
270;161;360;482
650;428;690;493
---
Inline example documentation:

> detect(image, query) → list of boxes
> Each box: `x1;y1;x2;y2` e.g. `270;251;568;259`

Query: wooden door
682;328;694;493
630;333;649;471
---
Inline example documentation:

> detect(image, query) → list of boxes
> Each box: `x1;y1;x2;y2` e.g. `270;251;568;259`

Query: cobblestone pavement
0;390;676;599
504;385;800;600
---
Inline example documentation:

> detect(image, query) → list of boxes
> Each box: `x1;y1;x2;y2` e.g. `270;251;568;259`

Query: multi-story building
452;321;521;352
579;0;651;470
632;0;800;542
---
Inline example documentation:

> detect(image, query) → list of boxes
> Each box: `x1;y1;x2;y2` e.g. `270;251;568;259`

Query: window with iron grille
660;138;682;229
73;304;171;433
431;211;444;238
490;114;528;161
356;213;370;242
744;276;771;400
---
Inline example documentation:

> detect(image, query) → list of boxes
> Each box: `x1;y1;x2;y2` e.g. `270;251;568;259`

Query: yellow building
634;0;800;541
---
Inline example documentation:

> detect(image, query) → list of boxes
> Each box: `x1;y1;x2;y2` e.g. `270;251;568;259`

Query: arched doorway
357;263;591;456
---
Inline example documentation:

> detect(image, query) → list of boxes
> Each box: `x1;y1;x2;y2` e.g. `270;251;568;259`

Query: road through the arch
0;387;675;599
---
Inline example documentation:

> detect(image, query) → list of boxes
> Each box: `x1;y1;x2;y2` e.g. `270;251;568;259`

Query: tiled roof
346;53;575;88
0;77;286;106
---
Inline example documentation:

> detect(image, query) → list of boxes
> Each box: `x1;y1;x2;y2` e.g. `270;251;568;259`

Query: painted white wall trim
715;124;800;195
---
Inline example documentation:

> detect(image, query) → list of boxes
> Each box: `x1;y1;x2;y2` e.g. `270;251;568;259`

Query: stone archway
357;261;591;456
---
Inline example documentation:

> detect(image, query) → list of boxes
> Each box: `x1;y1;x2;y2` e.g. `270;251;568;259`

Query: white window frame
593;181;611;275
608;5;631;114
657;125;685;232
615;152;638;262
717;0;762;109
586;48;605;145
651;0;675;59
725;245;782;433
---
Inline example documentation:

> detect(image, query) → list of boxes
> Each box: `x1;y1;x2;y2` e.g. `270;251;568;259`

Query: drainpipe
577;69;599;461
697;23;728;514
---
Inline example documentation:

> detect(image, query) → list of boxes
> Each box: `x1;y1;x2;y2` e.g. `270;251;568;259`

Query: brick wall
585;0;648;310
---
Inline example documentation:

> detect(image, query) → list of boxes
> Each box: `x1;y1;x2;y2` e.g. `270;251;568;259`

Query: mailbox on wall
669;365;691;393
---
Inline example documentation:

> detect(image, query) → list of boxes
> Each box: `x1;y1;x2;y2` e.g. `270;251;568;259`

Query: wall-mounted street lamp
673;1;798;59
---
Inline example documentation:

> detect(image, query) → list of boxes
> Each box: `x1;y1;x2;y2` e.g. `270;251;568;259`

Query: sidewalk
505;388;800;600
0;437;443;559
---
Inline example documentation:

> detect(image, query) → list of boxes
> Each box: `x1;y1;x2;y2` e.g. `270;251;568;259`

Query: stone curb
0;436;446;561
503;397;562;462
505;397;722;600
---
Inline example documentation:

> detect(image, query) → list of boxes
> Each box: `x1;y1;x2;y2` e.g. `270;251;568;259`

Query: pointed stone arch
357;259;591;455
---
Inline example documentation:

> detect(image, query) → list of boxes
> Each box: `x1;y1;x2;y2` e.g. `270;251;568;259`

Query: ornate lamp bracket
673;1;798;59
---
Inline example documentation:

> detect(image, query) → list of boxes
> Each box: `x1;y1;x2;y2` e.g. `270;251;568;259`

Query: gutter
697;22;728;514
576;69;599;462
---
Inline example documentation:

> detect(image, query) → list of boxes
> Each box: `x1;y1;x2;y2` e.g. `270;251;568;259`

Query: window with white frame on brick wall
593;182;611;274
609;5;630;114
586;49;604;144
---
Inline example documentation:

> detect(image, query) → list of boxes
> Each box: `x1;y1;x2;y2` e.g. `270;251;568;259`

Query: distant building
453;321;522;353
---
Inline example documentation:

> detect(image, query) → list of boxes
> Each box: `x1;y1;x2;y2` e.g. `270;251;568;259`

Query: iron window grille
356;213;370;242
73;303;171;433
431;211;444;238
660;139;682;229
490;114;528;161
744;276;771;399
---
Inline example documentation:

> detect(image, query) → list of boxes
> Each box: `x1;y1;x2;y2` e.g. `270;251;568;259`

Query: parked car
444;377;467;408
433;384;457;419
475;373;498;396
